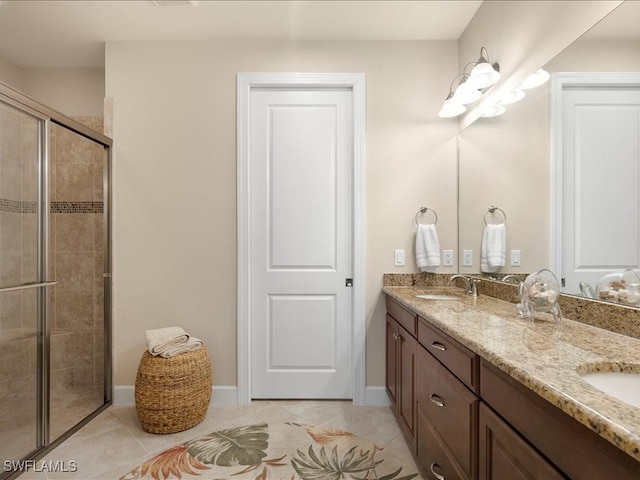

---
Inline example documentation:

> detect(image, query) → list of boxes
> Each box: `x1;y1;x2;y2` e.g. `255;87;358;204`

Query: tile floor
16;401;424;479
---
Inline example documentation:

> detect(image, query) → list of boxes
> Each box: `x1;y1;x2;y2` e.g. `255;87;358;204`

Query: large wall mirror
458;1;640;305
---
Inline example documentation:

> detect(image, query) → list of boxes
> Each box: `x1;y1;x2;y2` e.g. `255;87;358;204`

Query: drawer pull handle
431;341;447;351
430;394;445;407
430;462;445;480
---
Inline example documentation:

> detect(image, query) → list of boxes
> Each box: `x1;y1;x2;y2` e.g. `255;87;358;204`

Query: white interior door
561;86;640;294
249;86;354;399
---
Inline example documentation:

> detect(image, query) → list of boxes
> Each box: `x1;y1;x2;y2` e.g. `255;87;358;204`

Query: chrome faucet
501;274;521;284
449;274;480;297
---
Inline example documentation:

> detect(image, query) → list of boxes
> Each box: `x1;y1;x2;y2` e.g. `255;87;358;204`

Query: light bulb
498;89;525;105
519;68;550;90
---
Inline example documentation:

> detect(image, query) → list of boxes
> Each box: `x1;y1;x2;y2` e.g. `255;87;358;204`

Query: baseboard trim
365;386;391;406
113;385;387;406
113;385;238;406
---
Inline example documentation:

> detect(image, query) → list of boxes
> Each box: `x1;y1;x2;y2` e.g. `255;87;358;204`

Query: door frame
551;72;640;281
237;73;366;405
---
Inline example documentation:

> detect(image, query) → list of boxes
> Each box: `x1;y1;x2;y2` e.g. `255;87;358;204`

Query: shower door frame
0;81;113;477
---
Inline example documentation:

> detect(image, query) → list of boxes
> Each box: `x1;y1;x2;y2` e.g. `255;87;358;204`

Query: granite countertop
383;285;640;462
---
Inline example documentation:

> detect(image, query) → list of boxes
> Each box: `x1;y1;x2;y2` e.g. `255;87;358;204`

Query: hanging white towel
145;326;202;358
481;223;506;273
416;223;441;270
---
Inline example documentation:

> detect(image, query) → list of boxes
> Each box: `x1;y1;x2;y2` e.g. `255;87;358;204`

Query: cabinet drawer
386;296;417;336
417;408;470;480
418;317;479;392
418;346;478;479
481;360;640;480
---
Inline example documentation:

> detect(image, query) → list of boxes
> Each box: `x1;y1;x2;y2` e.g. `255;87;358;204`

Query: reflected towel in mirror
481;223;506;272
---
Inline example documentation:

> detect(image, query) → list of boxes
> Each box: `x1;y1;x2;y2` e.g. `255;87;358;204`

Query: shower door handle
0;281;57;293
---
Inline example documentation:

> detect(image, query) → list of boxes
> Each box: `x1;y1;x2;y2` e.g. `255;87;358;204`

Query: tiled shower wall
49;117;105;391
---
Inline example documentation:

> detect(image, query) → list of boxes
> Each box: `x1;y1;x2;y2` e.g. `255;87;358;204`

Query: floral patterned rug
119;422;421;480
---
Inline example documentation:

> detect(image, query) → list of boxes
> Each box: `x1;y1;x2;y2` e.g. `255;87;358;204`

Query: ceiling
0;0;483;69
580;0;640;40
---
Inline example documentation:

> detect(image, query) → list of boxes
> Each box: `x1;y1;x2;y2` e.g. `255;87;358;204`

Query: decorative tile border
0;198;37;213
51;201;103;214
0;198;103;214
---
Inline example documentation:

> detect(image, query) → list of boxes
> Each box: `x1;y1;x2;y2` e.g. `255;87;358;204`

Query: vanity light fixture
438;92;467;118
498;89;526;105
519;68;550;90
451;75;483;105
466;47;501;89
480;104;506;118
437;47;500;118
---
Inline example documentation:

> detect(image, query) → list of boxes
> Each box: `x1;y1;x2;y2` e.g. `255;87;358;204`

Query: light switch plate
394;249;405;267
511;249;521;266
463;250;473;266
443;250;454;266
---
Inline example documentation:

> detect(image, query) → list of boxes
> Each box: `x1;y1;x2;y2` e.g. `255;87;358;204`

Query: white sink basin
580;372;640;409
415;294;459;301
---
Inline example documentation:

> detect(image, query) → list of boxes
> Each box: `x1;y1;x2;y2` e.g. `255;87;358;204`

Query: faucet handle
470;278;480;297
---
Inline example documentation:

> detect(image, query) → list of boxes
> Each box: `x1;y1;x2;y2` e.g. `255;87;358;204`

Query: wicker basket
135;346;212;434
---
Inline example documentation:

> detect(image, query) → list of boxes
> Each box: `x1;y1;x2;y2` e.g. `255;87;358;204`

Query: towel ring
415;207;438;226
484;206;507;225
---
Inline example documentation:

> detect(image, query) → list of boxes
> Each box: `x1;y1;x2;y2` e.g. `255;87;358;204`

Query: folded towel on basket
481;223;506;273
145;327;203;358
416;223;441;271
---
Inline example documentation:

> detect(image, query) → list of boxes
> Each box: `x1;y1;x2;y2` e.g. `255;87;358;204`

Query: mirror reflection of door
555;75;640;294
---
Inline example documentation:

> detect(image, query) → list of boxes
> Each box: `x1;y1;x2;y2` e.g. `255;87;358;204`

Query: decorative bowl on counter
595;269;640;306
516;268;562;322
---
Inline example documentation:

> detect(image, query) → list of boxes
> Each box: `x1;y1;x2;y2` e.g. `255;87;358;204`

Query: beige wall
105;39;460;390
0;55;24;91
22;68;105;117
0;62;104;118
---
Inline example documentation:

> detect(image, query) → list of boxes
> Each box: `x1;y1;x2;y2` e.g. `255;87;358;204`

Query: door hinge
561;278;566;287
345;278;353;287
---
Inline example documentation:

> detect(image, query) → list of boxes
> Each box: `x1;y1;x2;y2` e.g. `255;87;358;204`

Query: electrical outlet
394;249;405;267
463;250;473;266
511;249;521;266
443;250;454;266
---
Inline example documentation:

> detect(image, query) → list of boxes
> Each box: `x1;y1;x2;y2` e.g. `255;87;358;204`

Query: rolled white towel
145;326;189;357
157;337;204;358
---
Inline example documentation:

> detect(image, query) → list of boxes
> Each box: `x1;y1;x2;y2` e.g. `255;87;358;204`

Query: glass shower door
0;100;44;463
48;123;106;441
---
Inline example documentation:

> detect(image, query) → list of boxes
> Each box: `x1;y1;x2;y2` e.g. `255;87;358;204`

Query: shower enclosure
0;83;111;479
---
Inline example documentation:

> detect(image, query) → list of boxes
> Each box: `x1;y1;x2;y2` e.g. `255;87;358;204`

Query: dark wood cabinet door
398;327;416;440
479;403;565;480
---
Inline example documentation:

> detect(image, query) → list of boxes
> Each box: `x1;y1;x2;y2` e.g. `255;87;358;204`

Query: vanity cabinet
384;292;640;480
385;298;418;450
